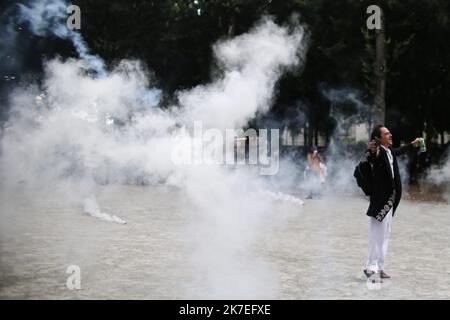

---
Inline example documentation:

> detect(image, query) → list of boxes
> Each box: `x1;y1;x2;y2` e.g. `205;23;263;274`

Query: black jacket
365;144;413;220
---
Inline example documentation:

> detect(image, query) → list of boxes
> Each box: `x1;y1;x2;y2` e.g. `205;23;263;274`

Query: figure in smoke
304;145;327;199
363;124;420;280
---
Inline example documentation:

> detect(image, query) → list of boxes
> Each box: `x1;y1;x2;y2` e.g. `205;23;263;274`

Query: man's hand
369;140;378;153
411;138;420;147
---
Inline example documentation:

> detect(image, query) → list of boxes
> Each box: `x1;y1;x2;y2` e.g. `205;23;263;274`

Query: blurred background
1;0;449;187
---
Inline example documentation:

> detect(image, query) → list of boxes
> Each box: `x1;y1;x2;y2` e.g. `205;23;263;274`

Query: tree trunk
374;8;386;125
307;122;313;149
228;16;235;37
314;128;319;147
303;124;308;148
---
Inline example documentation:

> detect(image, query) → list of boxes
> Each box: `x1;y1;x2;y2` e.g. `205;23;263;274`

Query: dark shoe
380;270;391;279
363;269;375;278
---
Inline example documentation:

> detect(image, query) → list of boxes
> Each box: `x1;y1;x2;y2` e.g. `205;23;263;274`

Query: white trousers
366;208;393;272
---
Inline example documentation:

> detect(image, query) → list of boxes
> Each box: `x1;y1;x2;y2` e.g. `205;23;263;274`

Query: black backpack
353;158;373;196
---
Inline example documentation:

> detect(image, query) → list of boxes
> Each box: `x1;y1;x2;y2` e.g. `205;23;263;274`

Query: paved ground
1;184;449;299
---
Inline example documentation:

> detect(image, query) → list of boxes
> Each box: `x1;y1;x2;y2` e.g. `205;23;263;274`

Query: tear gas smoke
0;0;307;298
426;152;450;201
18;0;106;75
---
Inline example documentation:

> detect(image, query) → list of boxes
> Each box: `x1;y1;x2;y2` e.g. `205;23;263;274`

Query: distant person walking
364;124;420;279
305;145;327;199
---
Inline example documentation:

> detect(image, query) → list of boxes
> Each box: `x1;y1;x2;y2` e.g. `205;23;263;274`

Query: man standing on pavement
364;124;420;279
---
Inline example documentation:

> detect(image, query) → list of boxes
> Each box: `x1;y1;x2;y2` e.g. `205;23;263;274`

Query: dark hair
370;124;385;141
309;145;318;153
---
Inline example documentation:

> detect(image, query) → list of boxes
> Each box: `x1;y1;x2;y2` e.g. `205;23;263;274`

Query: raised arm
392;138;420;156
366;140;381;164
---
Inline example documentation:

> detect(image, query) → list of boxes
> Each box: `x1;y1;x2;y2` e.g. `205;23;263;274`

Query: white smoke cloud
429;162;450;185
83;196;126;224
321;86;374;138
426;152;450;201
0;5;307;298
179;18;304;130
18;0;106;75
297;87;373;197
1;58;171;189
